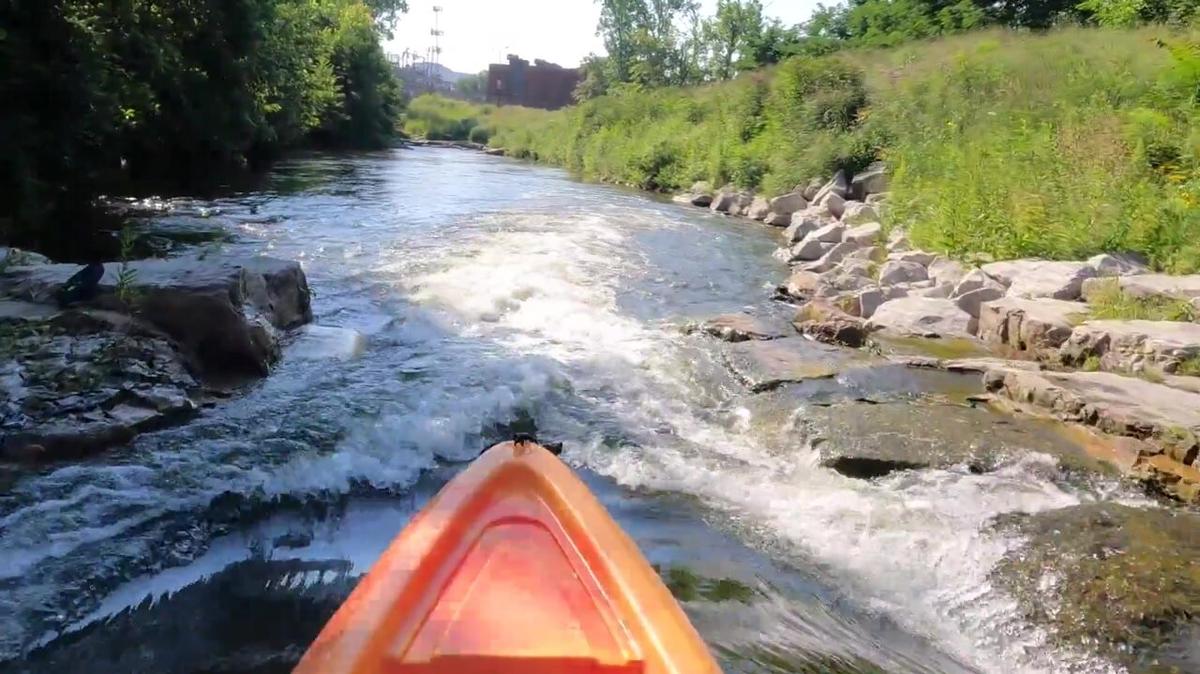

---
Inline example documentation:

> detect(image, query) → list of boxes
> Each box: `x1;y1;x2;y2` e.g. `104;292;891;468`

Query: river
0;149;1158;674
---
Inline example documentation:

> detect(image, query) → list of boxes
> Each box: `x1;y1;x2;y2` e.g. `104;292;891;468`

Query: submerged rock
691;313;791;343
722;336;867;392
993;503;1200;672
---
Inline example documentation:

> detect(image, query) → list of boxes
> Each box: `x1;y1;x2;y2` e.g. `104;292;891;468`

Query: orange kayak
295;440;722;674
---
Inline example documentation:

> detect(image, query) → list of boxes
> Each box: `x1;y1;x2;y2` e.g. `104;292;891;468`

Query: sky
385;0;822;75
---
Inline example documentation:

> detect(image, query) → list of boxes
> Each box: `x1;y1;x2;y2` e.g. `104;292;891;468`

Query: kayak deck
295;441;720;674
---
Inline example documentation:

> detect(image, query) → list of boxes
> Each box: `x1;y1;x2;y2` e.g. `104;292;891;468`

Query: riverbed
0;148;1176;674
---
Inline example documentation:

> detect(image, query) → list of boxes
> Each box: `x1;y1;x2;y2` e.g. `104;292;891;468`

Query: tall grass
409;27;1200;271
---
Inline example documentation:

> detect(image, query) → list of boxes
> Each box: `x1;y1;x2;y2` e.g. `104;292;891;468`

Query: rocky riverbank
672;167;1200;505
0;250;312;462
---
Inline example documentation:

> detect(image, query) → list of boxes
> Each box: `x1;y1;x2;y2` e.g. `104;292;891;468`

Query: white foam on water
404;209;1128;674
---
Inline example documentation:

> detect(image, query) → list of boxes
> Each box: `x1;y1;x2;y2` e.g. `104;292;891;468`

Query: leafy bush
468;125;491;144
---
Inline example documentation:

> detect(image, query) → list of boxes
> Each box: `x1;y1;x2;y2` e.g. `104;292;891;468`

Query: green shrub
1086;279;1198;321
468;125;491;144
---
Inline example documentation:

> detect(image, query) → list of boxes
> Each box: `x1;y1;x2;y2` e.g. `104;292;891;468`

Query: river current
0;149;1148;674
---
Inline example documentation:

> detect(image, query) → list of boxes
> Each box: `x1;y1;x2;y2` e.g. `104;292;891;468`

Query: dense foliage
415;27;1200;271
0;0;403;228
579;0;1200;100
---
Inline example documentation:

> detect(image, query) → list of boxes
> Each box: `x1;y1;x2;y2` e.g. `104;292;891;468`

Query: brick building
487;55;580;110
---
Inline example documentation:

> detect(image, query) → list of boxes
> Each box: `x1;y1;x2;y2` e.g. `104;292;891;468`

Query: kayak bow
295;440;721;674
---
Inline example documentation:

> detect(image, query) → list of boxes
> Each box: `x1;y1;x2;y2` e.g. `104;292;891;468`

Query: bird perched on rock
56;262;105;307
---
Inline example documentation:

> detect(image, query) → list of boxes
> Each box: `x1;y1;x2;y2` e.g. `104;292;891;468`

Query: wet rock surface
993;503;1200;674
690;313;792;342
1;310;200;461
722;337;871;392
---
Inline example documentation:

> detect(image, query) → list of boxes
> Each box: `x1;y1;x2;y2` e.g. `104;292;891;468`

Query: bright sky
386;0;822;74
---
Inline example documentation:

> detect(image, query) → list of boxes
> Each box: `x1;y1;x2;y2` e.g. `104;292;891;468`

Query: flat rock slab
1061;320;1200;374
691;313;792;342
799;401;1094;477
977;296;1088;355
982;260;1097;300
722;336;866;392
1082;274;1200;302
1;255;313;380
984;368;1200;465
891;355;1042;374
867;297;975;338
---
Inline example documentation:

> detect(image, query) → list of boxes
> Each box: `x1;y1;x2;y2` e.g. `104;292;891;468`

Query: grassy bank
407;27;1200;272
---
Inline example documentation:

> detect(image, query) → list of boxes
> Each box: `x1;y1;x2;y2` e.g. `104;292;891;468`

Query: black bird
56;262;105;307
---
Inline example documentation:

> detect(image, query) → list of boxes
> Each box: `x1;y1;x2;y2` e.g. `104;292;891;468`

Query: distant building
487;55;580;110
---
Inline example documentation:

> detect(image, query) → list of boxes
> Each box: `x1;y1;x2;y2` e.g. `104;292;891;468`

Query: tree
456;71;489;101
574;55;613;100
704;0;766;80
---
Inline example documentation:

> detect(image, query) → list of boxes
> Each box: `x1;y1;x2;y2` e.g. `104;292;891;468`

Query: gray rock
845;245;884;263
768;192;808;217
877;260;929;286
867;297;976;338
981;260;1098;301
865;192;890;206
843;222;882;247
886;229;912;253
849;163;889;201
789;239;835;262
722;336;866;392
985;368;1200;465
976;297;1088;355
1;255;313;380
763;211;793;226
912;283;954;299
1060;320;1200;375
886;250;937;267
792;301;874;347
950;268;1004;299
858;287;885;319
709;190;739;213
1;247;52;267
817;191;847;219
927;257;967;288
954;286;1005;319
799;242;859;274
747;196;771;221
1087;252;1149;277
840;201;879;226
0;299;60;322
1081;274;1200;304
781;270;823;299
784;209;836;243
805;223;846;244
693;313;791;343
799;178;825;201
811;170;849;205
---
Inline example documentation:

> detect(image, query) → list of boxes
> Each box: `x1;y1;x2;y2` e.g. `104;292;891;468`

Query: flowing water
0;149;1157;674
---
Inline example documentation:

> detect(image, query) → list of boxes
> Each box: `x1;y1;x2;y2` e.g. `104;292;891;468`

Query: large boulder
976;297;1087;355
954;286;1005;319
1;255;313;380
788;239;834;262
886;230;912;253
867;297;976;338
780;270;823;299
811;170;849;205
1059;320;1200;375
927;257;967;288
805;222;846;244
793;300;873;347
768;192;808;217
816;191;847;219
886;250;936;267
672;181;713;207
843;222;882;247
709;189;740;213
799;241;859;274
746;196;771;221
784;208;837;243
877;260;928;286
849;163;889;201
840;201;879;226
982;260;1098;301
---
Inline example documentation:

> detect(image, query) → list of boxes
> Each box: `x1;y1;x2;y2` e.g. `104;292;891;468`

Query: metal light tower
429;6;444;88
